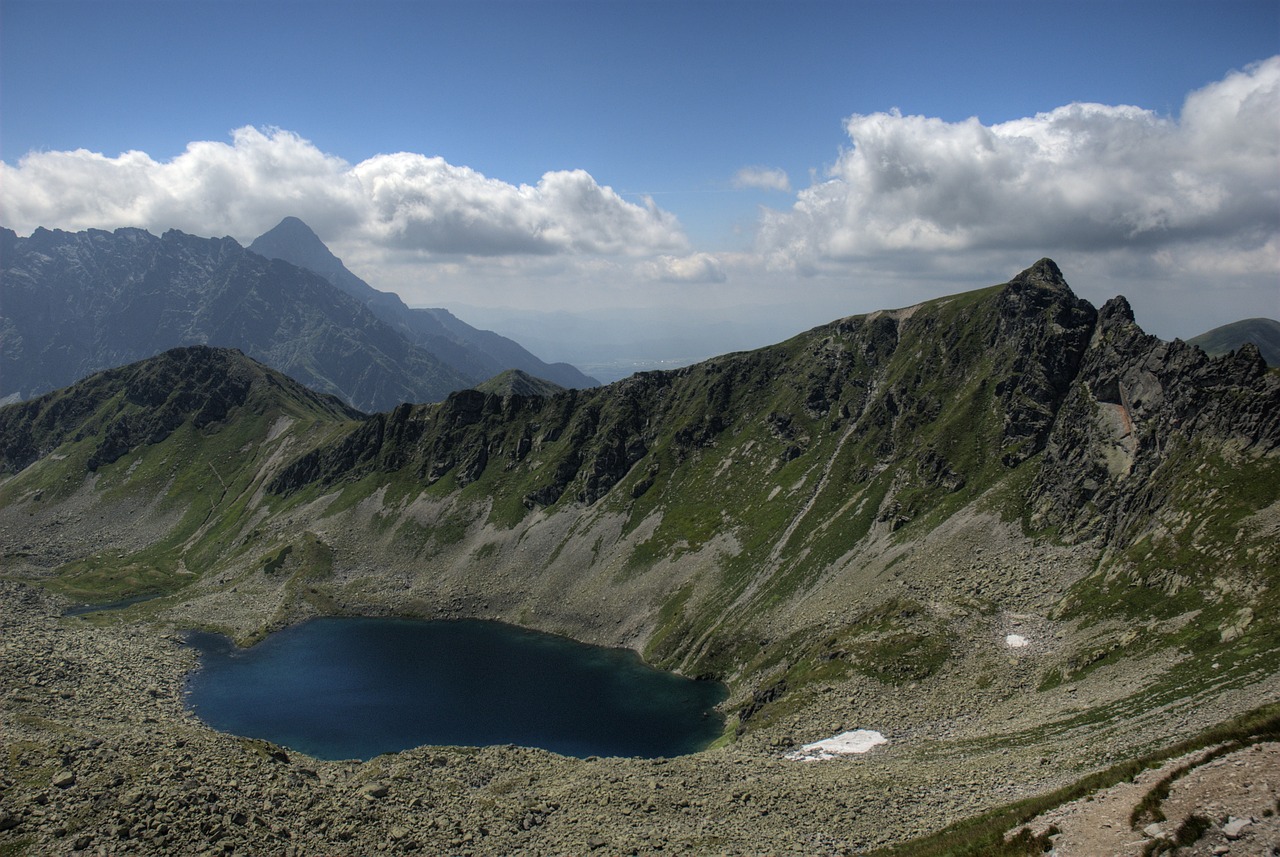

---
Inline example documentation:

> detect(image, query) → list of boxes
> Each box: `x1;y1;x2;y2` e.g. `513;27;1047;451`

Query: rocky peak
1009;257;1068;291
1097;295;1137;327
250;217;336;267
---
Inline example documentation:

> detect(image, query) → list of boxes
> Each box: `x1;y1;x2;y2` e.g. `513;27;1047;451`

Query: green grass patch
261;543;294;575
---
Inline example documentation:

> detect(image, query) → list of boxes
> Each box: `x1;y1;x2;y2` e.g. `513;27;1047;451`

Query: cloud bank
0;127;689;259
1;58;1275;340
757;57;1279;281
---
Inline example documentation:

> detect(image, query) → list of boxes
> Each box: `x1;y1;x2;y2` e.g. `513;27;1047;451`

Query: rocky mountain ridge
0;223;592;412
1;260;1277;856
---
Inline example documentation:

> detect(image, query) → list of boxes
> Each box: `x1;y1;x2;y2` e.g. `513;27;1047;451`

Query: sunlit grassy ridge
2;261;1276;740
0;347;361;602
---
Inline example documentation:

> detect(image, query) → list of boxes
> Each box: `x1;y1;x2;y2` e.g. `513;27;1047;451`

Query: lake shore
4;579;1278;855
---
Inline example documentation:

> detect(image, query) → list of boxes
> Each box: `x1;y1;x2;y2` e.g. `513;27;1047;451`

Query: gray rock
359;782;389;800
1223;815;1252;840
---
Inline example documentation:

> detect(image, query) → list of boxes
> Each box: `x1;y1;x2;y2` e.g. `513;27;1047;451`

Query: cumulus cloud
732;166;791;192
644;252;728;283
756;57;1280;277
0;126;689;258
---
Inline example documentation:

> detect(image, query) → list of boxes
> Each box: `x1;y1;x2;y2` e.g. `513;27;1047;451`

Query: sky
2;0;1278;364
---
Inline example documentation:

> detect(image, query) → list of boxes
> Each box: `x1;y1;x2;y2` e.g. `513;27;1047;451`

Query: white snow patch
1005;634;1030;648
785;729;887;761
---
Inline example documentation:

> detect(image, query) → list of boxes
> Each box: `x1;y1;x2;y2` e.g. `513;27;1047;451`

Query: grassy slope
2;270;1278;855
2;271;1276;754
0;348;362;602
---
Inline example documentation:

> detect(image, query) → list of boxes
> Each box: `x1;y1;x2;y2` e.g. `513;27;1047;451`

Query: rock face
271;260;1098;516
1031;295;1280;545
248;217;598;390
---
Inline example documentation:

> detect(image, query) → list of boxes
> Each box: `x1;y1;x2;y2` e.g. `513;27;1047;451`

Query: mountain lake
184;617;727;760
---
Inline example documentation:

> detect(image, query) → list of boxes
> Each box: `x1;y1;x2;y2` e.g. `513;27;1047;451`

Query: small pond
184;617;726;760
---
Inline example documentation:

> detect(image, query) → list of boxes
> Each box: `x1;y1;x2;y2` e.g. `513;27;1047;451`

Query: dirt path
1019;742;1280;856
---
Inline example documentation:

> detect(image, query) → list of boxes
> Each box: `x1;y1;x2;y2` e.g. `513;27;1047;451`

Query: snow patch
785;729;887;761
1005;634;1030;648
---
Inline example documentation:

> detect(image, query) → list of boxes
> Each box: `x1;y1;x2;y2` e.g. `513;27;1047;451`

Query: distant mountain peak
250;217;343;273
474;369;566;398
249;218;599;390
261;216;324;245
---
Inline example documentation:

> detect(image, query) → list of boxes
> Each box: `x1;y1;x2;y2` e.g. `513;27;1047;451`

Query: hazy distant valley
2;236;1278;855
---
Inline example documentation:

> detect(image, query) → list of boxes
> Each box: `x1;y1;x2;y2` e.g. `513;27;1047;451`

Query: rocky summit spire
1010;258;1068;291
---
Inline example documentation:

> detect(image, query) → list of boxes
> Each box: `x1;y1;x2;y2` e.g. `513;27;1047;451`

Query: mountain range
1;259;1277;855
0;220;595;412
247;217;596;390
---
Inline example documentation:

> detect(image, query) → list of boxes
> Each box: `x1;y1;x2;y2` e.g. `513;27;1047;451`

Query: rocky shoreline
5;579;1278;856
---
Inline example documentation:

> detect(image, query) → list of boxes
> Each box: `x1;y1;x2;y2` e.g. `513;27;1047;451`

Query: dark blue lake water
184;617;726;760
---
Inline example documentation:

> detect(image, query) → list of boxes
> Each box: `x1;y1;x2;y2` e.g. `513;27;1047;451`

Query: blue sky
2;0;1278;356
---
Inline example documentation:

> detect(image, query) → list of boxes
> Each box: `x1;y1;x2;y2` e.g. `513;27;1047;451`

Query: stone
359;782;389;800
51;769;76;788
1222;816;1252;840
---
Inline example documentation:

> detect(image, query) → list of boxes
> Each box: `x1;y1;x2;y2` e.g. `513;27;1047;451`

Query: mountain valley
1;259;1277;856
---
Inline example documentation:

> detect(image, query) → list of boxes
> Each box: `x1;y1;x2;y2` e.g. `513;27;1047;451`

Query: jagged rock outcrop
990;258;1098;465
1031;295;1280;545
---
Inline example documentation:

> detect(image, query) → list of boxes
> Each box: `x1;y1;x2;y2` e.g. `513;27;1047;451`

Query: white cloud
756;57;1280;279
1;61;1275;348
644;252;727;283
732;166;791;192
0;126;689;259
